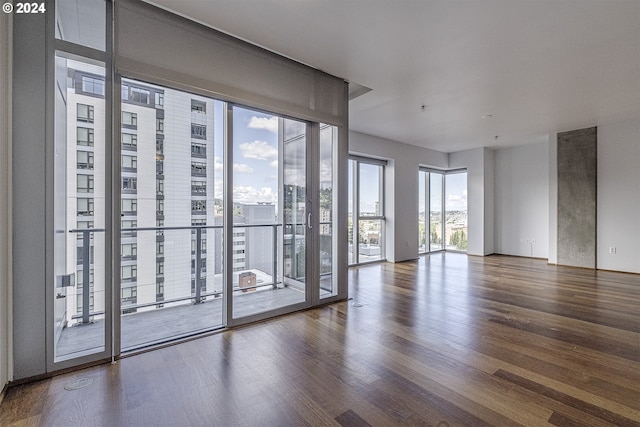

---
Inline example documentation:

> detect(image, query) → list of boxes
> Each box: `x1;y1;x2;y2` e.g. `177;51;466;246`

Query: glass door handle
307;212;312;229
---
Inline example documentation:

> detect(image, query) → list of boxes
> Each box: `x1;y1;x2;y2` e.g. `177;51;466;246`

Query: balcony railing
68;223;293;324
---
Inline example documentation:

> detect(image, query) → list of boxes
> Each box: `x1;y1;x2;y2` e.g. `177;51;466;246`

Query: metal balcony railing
68;223;296;324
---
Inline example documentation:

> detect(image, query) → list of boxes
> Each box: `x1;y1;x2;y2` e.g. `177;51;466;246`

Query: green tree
449;229;467;250
430;223;441;244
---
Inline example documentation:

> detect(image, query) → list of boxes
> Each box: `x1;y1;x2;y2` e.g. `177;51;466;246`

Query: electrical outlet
609;247;616;254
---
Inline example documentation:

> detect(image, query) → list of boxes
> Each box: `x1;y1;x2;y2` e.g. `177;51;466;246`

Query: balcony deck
56;285;305;359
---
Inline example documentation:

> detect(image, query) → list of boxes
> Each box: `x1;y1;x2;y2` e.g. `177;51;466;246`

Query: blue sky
231;106;280;205
214;105;310;207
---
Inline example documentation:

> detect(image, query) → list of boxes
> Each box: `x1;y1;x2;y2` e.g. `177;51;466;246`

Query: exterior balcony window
191;162;206;177
191;123;206;139
122;133;137;151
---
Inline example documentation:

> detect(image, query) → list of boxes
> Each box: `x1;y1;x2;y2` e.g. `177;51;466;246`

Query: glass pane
120;78;224;351
232;106;306;319
359;163;382;216
357;219;384;262
319;124;337;298
348;160;355;264
54;56;106;361
445;172;468;251
430;173;444;251
418;171;427;253
56;0;106;51
283;118;306;284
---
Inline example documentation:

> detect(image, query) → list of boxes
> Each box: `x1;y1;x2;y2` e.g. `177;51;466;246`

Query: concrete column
557;127;597;268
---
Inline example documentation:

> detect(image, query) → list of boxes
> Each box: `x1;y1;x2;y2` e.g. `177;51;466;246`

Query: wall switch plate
609;247;616;254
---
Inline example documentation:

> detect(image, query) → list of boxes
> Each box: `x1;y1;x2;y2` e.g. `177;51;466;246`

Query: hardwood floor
2;253;639;426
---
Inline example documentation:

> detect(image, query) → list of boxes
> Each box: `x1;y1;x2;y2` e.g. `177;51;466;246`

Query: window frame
348;156;387;266
77;127;95;146
77;103;94;123
77;174;95;193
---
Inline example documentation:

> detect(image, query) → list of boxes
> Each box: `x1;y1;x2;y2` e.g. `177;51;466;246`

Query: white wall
494;142;549;258
449;148;494;256
484;148;495;255
0;11;12;392
349;131;448;262
597;118;640;273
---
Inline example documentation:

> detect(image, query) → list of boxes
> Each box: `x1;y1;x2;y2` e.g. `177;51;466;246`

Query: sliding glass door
42;0;346;375
117;78;226;351
230;106;308;320
319;124;338;298
54;74;341;361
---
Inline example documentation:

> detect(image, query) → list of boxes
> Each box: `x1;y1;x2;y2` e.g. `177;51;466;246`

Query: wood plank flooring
2;253;639;426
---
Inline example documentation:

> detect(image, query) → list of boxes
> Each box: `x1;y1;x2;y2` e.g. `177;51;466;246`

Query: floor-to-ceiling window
348;157;386;265
418;168;467;254
444;171;468;251
418;170;427;253
430;172;445;251
319;124;339;299
54;80;343;360
52;0;110;364
23;0;347;377
54;57;109;362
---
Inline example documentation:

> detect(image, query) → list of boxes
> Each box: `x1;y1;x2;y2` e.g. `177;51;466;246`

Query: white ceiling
145;0;640;153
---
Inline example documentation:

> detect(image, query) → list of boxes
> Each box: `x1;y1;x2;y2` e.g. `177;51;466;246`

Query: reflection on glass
231;106;306;318
430;173;443;251
56;0;106;51
283;118;306;284
54;56;106;361
445;172;468;251
320;124;337;298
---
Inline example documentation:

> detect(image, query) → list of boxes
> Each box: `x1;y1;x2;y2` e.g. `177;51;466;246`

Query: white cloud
446;193;467;209
214;156;224;172
320;160;332;183
269;160;278;168
233;186;277;204
239;140;278;160
213;179;223;200
248;116;278;133
233;163;254;174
